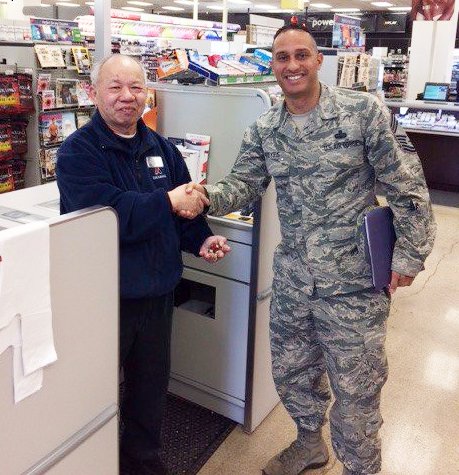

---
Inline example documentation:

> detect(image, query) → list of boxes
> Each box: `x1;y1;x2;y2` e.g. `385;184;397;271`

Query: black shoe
120;451;169;475
137;457;170;475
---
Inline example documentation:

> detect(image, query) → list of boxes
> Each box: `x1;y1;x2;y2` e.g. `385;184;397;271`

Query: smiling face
90;55;147;136
271;29;323;104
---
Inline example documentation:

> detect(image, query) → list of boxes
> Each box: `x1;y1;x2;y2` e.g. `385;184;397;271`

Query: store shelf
218;74;276;85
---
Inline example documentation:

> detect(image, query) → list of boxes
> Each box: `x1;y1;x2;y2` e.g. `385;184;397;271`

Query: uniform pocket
265;153;290;177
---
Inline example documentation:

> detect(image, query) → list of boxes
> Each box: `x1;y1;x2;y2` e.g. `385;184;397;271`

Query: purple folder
363;206;396;291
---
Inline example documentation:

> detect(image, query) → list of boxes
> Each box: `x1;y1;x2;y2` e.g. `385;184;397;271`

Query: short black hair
273;24;311;42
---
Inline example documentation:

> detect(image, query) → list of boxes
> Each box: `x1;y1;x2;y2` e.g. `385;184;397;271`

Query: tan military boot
262;431;329;475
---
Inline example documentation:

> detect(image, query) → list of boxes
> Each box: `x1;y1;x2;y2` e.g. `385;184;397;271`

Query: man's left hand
199;236;231;263
388;271;415;294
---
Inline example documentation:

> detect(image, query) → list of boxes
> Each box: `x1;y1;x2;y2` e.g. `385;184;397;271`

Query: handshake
167;182;208;219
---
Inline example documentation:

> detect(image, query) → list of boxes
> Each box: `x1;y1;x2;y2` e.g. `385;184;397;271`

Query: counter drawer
183;239;252;283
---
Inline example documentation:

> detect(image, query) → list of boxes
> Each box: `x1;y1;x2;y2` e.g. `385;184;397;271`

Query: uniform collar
274;82;339;133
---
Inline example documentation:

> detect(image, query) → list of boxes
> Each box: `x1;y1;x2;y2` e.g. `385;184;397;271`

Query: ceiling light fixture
174;0;196;4
310;2;332;7
162;5;186;9
206;4;224;9
127;0;154;5
371;1;393;6
229;0;252;4
120;5;145;10
331;7;360;11
85;1;94;4
388;5;411;9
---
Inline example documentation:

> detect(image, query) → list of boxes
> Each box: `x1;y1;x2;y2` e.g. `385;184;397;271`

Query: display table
386;100;459;192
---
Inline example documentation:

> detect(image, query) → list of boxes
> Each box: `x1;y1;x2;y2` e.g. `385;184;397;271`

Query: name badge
146;156;164;168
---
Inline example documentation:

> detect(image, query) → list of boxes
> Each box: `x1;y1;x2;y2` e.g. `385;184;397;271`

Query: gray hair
90;54;148;86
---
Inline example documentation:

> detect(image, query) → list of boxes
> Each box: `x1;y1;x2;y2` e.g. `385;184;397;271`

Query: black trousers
119;293;174;461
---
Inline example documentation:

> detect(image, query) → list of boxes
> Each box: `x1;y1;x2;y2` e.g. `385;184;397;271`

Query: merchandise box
253;49;272;64
218;60;255;76
157;50;189;80
187;60;227;84
239;55;272;75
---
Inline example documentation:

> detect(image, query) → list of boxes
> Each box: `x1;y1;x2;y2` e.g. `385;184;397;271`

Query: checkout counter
0;183;119;474
154;83;281;433
386;100;459;192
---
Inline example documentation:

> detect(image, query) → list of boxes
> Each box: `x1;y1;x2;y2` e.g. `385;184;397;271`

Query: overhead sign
307;15;335;32
360;14;377;33
332;14;364;48
376;13;407;32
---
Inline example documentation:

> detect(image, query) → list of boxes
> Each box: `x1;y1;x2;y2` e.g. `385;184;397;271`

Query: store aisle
197;191;459;475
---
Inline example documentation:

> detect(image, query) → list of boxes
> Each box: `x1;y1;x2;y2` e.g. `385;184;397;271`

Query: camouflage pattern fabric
205;83;436;297
204;84;436;473
270;262;390;473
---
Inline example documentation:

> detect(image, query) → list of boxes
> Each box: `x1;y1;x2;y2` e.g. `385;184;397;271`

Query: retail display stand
0;37;94;189
154;83;281;433
0;184;118;474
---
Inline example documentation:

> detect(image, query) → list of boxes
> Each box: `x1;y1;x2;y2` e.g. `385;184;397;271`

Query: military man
187;25;436;475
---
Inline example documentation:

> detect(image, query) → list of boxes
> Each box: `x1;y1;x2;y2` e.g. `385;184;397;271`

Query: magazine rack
0;43;95;188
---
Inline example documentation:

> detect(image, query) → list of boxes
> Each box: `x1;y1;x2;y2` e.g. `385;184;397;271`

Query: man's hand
185;182;206;196
199;236;231;263
167;184;209;219
388;271;415;294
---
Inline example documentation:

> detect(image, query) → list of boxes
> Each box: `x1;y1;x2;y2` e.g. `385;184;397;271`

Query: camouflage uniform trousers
270;280;390;474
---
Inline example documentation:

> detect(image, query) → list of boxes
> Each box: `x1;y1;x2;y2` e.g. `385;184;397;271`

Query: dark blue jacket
56;111;212;299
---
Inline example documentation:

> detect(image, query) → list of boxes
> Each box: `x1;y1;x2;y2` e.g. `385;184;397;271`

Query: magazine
39;113;63;146
72;46;92;74
76;80;93;106
34;44;65;68
37;73;51;94
184;133;210;184
39;147;58;179
61;111;77;139
62;47;75;69
41;90;55;110
55;78;78;107
176;145;200;183
76;110;92;128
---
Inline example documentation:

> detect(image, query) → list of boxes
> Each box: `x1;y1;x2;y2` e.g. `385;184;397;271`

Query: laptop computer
363;206;396;291
423;82;449;102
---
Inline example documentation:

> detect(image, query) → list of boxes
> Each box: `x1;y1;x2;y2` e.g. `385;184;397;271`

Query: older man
187;25;435;475
57;54;230;475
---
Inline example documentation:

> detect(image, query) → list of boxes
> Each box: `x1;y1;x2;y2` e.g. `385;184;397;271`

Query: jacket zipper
135;156;142;185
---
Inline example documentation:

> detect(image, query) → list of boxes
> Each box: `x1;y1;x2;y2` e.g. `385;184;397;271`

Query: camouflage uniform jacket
206;83;436;296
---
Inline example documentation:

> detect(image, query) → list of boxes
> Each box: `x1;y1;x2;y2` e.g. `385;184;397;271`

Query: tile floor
198;190;459;475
